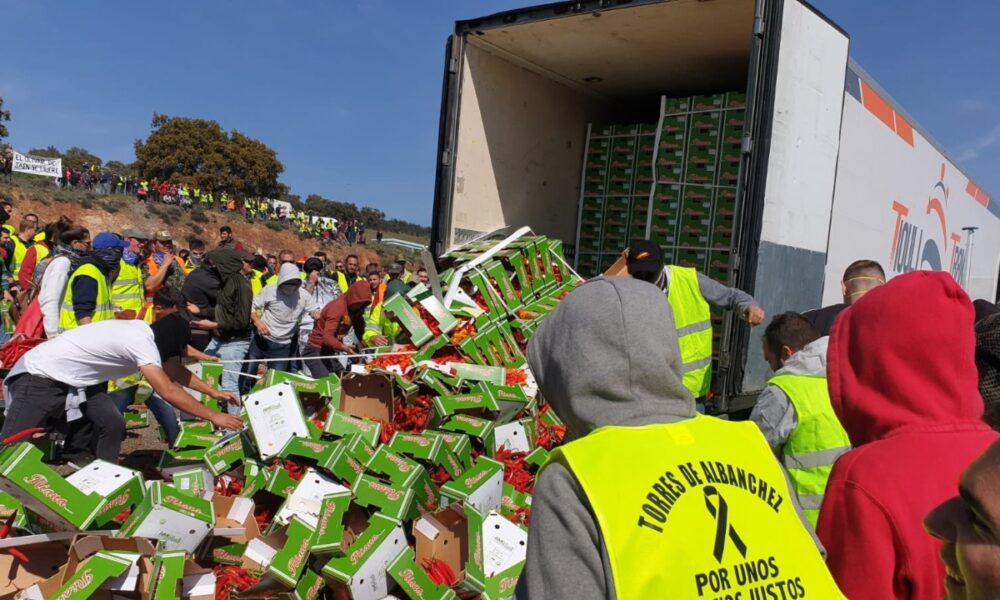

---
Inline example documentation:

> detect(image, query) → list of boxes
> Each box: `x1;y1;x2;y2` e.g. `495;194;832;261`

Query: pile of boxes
0;233;580;599
576;91;746;279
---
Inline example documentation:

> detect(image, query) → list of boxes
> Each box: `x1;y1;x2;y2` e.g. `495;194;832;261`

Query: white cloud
959;98;989;112
956;123;1000;162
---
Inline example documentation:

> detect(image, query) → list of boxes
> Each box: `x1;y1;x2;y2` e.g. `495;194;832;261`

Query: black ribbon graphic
704;485;748;563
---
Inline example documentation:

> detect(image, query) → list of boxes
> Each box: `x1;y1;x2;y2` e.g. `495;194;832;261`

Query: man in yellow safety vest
517;277;844;598
59;232;124;332
751;311;851;527
334;253;364;294
111;229;149;319
626;240;765;399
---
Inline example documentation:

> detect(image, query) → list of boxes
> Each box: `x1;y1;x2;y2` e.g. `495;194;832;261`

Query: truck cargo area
440;0;756;252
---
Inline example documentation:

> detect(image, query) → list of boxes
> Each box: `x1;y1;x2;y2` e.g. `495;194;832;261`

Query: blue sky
2;0;997;225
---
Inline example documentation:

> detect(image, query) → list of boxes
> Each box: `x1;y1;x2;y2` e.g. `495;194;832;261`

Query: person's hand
186;302;201;315
744;305;765;326
308;270;320;285
212;390;240;406
191;319;214;330
369;335;389;347
210;412;244;431
255;321;270;337
162;252;174;265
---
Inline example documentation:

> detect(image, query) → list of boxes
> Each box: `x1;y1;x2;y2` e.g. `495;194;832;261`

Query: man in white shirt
0;319;244;463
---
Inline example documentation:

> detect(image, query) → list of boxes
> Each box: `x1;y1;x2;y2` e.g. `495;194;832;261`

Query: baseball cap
626;240;663;275
92;232;129;250
387;263;404;275
303;257;324;273
154;230;173;242
122;228;151;240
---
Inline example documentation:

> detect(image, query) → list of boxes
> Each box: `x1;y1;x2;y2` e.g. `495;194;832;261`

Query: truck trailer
429;0;1000;412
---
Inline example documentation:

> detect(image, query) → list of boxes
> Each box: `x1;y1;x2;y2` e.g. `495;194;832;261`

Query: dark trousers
2;374;125;463
240;334;292;394
301;344;340;378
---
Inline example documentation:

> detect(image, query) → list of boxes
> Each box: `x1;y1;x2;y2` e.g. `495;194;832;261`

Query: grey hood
776;336;828;378
527;276;694;442
277;263;302;286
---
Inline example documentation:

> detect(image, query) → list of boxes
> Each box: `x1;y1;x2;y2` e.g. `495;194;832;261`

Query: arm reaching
141;364;243;429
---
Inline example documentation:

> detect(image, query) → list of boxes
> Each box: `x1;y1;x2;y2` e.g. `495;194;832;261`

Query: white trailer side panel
742;0;848;392
825;64;1000;304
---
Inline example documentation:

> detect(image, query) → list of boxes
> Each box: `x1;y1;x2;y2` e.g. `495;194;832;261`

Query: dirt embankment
0;183;388;267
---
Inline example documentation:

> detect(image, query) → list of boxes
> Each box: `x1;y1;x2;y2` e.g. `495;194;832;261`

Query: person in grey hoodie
517;278;839;599
750;312;851;527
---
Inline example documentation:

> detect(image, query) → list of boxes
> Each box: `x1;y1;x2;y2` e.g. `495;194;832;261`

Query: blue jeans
205;337;251;416
240;333;292;395
109;386;181;446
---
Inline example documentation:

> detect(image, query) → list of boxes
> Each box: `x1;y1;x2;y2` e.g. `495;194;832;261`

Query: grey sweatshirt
750;337;829;454
516;277;820;600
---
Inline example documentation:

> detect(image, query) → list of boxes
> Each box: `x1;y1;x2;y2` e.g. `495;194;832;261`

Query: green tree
104;160;136;176
0;96;10;141
62;147;103;171
26;145;61;158
135;113;282;199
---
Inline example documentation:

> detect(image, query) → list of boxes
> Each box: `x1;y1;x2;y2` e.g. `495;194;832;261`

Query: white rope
213;349;420;365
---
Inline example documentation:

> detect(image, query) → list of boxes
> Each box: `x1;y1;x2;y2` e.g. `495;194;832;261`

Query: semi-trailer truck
429;0;1000;412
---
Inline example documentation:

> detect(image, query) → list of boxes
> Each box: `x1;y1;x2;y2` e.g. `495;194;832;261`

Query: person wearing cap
516;276;841;599
243;262;321;389
140;229;187;322
297;257;342;364
626;240;764;399
384;256;411;284
1;295;244;464
111;228;150;320
58;232;125;333
363;265;407;347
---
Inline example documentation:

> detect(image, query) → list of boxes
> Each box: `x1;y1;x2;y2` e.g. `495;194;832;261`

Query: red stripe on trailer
894;116;914;146
860;81;896;131
967;181;990;208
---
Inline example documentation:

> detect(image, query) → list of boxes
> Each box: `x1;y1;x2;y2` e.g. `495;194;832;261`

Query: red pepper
0;512;14;539
6;548;29;563
422;558;458;587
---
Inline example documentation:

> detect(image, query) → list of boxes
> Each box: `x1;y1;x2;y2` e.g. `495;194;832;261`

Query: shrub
265;221;283;232
80;197;94;210
189;223;204;235
104;202;119;214
190;209;209;223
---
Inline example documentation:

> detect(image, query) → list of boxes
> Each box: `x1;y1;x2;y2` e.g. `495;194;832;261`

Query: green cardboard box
382;292;435;347
274;467;352;530
480;382;532;423
25;549;133;599
323;407;382;446
387;431;445;463
440;457;504;515
524;446;550;468
388;546;458;600
311;491;353;555
432;391;499;422
501;483;532;522
322;512;407;599
441;413;495;441
0;490;27;529
278;436;341;465
269;516;316;588
366;445;424;488
408;283;459;335
209;542;246;565
124;410;149;430
244;382;311;459
294;568;327;600
170;467;215;499
203;429;253;476
174;420;221;449
465;510;529;600
117;482;215;553
351;473;415;522
265;465;301;499
0;443;103;531
64;459;146;526
432;431;473;468
148;550;187;599
447;363;506;386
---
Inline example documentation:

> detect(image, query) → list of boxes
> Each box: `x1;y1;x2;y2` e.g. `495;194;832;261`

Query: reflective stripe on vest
550;415;845;599
666;265;714;397
111;260;144;312
769;373;851;526
59;263;114;332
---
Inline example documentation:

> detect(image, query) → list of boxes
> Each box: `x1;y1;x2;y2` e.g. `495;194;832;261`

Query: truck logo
889;164;967;282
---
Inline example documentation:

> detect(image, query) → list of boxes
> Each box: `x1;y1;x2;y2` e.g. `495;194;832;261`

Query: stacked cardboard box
576;91;746;278
0;232;579;600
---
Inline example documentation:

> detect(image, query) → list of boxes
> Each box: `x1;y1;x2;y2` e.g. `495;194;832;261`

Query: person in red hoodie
817;271;998;599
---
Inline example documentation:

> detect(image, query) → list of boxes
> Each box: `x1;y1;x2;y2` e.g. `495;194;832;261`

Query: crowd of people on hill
13;161;384;245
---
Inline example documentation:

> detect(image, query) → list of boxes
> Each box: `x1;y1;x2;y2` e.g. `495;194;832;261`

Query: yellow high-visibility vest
334;271;363;294
111;259;145;314
9;235;30;277
667;265;714;397
550;415;845;599
769;373;851;527
59;263;114;332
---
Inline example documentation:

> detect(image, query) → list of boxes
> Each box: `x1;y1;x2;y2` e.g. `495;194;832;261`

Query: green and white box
440;457;504;515
171;467;215;500
64;460;146;526
0;442;103;531
117;482;215;553
466;511;528;600
275;467;351;529
388;546;458;600
244;382;310;459
322;512;407;600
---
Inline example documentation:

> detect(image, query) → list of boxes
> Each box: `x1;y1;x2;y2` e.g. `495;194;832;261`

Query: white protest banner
12;150;62;178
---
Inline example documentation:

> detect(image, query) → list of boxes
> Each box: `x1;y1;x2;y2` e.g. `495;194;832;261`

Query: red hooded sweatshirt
817;271;997;599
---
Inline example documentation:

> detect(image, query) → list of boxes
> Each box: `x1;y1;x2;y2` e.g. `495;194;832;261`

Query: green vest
60;263;114;332
666;266;713;397
550;415;845;599
10;235;30;278
768;373;851;526
334;271;362;294
111;259;144;313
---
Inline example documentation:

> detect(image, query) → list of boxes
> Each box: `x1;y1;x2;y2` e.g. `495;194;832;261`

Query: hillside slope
0;181;425;267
